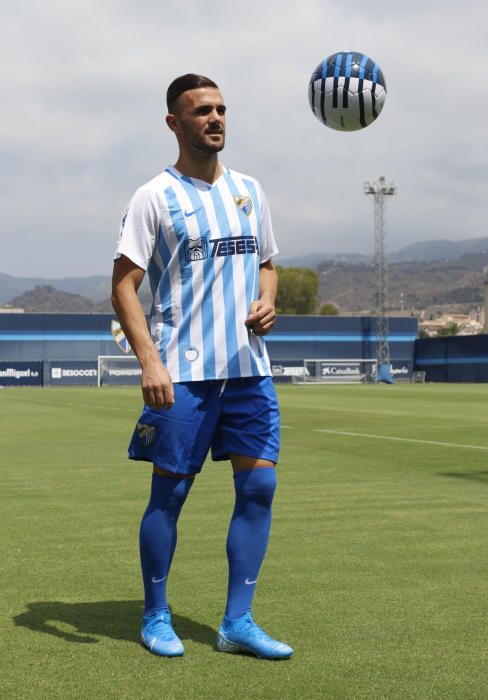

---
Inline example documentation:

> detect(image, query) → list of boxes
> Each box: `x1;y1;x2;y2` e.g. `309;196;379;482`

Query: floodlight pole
484;266;488;333
364;176;397;383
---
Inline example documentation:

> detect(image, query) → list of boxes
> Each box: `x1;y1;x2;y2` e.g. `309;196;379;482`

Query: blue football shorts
128;376;280;476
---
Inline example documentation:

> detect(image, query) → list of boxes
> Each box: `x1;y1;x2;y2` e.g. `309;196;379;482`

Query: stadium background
1;312;487;385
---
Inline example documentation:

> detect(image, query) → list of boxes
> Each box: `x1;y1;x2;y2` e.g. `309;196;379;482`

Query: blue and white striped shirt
115;165;279;382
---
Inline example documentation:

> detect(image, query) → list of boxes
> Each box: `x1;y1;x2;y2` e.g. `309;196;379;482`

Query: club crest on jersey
136;422;156;446
111;319;131;354
184;346;199;362
184;237;208;262
234;195;253;216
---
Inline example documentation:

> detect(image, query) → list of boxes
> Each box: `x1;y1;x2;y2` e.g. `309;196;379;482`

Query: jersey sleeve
114;186;160;271
258;186;279;264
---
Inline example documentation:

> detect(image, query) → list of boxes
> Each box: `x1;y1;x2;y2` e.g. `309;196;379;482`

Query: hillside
317;252;488;312
390;236;488;263
6;285;151;314
2;236;488;305
275;236;488;269
0;272;113;305
3;241;488;315
8;286;102;313
0;271;150;305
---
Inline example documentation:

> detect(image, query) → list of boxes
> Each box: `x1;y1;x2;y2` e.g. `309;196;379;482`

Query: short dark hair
166;74;219;112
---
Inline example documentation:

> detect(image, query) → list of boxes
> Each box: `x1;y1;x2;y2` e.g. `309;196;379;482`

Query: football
308;51;387;131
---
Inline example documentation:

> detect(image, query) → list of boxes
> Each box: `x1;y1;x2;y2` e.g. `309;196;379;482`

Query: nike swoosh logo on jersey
245;578;257;585
151;576;167;583
184;208;200;217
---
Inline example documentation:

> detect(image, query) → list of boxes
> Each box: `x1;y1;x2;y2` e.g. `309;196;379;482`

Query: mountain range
2;236;488;313
317;251;488;313
277;236;488;268
0;273;114;305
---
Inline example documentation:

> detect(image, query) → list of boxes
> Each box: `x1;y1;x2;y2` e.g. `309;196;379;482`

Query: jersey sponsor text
209;235;259;258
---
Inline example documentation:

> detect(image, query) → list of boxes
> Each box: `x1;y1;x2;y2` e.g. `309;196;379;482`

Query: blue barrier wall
0;313;418;384
0;314;120;361
4;313;486;383
414;334;488;382
268;315;417;363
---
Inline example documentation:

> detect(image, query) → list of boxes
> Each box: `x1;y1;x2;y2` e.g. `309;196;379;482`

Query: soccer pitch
2;384;488;699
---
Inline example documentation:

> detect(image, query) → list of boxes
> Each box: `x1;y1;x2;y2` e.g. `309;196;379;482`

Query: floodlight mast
484;266;488;333
364;176;397;383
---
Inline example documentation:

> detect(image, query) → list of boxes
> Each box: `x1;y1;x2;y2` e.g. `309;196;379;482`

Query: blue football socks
140;472;193;615
225;467;277;619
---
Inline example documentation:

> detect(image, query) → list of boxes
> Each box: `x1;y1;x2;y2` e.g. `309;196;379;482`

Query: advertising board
0;362;43;386
47;361;99;385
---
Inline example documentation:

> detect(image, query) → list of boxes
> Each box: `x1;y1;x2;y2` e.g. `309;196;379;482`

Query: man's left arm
245;259;278;336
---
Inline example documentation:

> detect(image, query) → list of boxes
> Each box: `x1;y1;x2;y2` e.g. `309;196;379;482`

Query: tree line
276;267;471;336
275;266;337;315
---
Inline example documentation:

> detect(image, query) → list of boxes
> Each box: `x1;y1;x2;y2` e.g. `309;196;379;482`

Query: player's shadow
438;470;488;484
13;600;216;648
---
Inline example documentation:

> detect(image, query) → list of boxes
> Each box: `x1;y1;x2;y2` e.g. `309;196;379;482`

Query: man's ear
166;113;178;133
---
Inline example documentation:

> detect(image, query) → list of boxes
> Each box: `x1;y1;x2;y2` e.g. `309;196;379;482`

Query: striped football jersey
115;165;279;382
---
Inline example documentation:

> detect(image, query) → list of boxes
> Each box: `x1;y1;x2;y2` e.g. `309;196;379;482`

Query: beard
180;122;225;154
192;133;225;154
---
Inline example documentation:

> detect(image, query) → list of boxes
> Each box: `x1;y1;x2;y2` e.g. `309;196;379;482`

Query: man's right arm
111;254;174;410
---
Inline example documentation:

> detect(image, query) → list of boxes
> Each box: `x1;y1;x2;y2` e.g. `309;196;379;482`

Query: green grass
1;384;488;698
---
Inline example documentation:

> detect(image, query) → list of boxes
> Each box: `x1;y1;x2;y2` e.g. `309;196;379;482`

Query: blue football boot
217;612;293;660
141;610;184;657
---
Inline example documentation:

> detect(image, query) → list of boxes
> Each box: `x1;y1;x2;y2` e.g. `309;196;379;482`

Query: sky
2;0;487;277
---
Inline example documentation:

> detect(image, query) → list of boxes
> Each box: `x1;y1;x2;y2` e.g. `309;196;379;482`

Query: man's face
168;87;226;154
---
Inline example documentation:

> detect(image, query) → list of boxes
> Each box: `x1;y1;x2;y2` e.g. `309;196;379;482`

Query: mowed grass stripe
1;384;488;698
315;428;488;451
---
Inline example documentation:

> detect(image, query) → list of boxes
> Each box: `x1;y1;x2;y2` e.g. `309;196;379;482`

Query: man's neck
173;152;222;184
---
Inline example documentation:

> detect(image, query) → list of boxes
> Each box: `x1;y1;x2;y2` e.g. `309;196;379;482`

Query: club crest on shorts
234;195;252;216
111;320;131;354
136;422;156;446
184;236;208;262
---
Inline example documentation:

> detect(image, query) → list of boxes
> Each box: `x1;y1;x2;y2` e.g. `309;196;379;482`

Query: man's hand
245;299;276;336
112;256;175;411
141;358;174;410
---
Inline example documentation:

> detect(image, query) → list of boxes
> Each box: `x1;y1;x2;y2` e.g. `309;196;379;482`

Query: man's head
166;73;226;155
166;74;219;113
